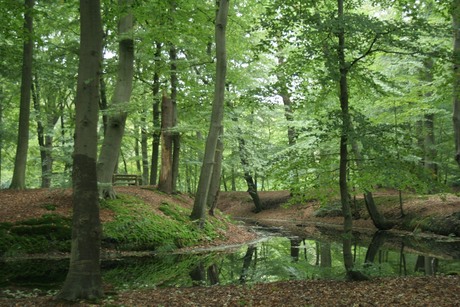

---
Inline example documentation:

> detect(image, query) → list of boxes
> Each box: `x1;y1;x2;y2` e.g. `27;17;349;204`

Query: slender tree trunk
32;76;58;188
134;133;141;173
170;45;180;193
207;127;224;216
97;0;134;199
277;56;297;146
337;0;365;280
421;58;437;179
190;0;229;225
0;89;3;185
158;94;174;194
452;0;460;166
150;42;162;185
57;0;103;300
424;113;437;176
141;115;149;185
99;69;108;134
10;0;34;190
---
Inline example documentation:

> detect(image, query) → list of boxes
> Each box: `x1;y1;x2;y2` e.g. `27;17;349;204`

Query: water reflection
1;226;459;291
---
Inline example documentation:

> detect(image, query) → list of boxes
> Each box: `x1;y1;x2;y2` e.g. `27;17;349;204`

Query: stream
1;222;460;292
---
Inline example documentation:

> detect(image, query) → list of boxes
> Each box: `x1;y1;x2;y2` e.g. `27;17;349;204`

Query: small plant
40;203;57;211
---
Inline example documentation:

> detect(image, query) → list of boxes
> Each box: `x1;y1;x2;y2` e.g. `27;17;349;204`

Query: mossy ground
0;193;229;257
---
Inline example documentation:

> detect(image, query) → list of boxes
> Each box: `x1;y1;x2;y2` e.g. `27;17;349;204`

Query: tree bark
421;58;437;178
97;0;134;199
207;127;224;216
277;55;297;146
150;42;162;185
170;45;180;193
9;0;34;190
190;0;229;225
57;0;104;301
141;115;149;185
337;0;364;280
0;88;3;185
32;76;59;188
158;94;174;194
453;0;460;166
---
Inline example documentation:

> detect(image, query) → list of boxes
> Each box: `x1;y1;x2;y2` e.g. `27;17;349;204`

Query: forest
1;0;460;305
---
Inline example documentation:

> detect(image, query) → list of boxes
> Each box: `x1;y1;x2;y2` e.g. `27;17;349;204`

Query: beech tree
9;0;34;190
57;0;104;300
190;0;230;225
97;0;135;199
452;0;460;166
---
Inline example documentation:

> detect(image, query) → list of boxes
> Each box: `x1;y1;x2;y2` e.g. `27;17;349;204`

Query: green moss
0;214;72;256
1;193;230;256
102;194;227;251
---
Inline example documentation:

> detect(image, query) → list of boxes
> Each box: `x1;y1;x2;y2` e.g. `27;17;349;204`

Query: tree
190;0;230;225
57;0;104;300
158;93;174;193
9;0;34;190
97;0;135;199
336;0;356;278
452;0;460;166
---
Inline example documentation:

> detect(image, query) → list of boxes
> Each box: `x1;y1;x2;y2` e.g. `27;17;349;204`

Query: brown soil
1;187;459;306
217;190;460;234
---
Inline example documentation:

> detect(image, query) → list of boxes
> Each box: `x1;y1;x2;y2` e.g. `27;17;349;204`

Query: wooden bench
112;174;141;186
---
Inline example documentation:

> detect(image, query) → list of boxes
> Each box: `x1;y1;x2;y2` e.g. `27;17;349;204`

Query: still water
1;224;460;291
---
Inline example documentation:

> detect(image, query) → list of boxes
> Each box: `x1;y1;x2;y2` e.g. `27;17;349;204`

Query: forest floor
1;187;460;306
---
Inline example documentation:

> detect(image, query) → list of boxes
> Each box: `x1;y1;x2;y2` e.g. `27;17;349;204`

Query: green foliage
102;194;226;251
0;214;72;256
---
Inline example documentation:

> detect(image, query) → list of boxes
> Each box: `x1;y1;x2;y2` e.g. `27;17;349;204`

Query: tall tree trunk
170;45;180;193
0;88;3;185
452;0;460;166
57;0;104;300
10;0;34;190
158;94;174;194
141;115;149;185
150;42;162;185
422;58;437;179
207;127;224;216
190;0;229;225
134;132;141;174
32;76;59;188
99;69;108;134
277;55;297;146
337;0;364;280
97;0;134;199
